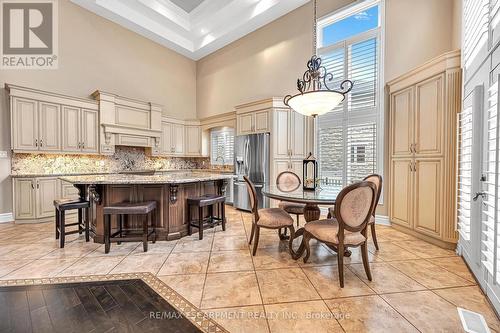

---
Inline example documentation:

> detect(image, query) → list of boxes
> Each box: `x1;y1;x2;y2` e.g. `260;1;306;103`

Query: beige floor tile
58;256;125;276
0;243;25;258
201;272;262;309
172;236;213;253
208;250;253;273
368;242;420;261
40;241;101;259
205;305;269;333
130;241;176;255
157;252;210;275
158;274;206;307
428;256;476;283
434;286;500;332
85;242;138;257
212;235;249;251
297;245;338;267
251;233;289;250
3;258;78;279
252;247;300;270
375;228;419;242
213;222;247;237
265;300;343;333
389;259;474;289
256;268;320;304
302;265;375;299
381;290;464;332
326;295;418;333
348;263;426;293
396;239;456;258
4;243;58;260
110;254;168;274
0;259;34;277
340;246;382;265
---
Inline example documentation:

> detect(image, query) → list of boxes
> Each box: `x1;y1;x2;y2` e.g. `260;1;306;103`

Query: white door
458;86;483;273
460;79;500;312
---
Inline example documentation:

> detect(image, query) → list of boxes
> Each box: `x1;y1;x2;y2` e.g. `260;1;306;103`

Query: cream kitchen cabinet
161;121;185;156
11;97;61;152
388;51;460;248
236;110;270;135
185;125;202;156
273;109;307;159
13;177;59;221
62;106;99;154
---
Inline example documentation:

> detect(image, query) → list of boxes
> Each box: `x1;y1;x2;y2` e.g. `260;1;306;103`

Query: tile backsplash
11;146;212;175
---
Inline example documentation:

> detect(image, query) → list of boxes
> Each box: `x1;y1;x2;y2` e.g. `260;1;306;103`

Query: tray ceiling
71;0;309;60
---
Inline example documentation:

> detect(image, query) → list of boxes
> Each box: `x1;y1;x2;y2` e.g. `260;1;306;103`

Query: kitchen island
60;172;232;243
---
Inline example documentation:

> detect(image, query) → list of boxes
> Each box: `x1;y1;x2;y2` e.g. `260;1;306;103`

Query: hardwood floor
0;279;202;333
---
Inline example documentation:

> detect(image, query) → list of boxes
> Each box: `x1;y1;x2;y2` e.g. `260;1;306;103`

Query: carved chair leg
337;243;345;288
249;223;255;245
252;226;260;256
287;225;296;256
370;223;379;250
303;232;312;263
361;242;372;281
296;214;300;227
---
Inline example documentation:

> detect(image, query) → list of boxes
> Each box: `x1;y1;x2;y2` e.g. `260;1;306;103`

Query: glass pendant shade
286;90;345;117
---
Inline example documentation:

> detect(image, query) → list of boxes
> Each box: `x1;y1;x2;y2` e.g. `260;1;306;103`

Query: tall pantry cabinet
388;50;461;249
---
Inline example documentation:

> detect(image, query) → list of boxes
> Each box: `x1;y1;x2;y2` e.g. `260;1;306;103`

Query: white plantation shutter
346;122;377;184
492;0;500;44
348;37;378;113
210;129;234;166
463;0;489;76
457;95;474;241
318;30;380;188
482;81;499;275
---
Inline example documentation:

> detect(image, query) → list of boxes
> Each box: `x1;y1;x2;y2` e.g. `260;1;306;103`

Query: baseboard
0;213;14;223
375;215;390;225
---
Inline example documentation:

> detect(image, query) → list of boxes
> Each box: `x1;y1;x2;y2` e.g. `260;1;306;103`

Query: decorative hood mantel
91;90;162;155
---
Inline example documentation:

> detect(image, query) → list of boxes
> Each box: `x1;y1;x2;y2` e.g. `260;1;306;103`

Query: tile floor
0;206;499;333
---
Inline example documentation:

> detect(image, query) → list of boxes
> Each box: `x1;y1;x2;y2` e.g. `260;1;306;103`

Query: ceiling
170;0;204;13
71;0;310;60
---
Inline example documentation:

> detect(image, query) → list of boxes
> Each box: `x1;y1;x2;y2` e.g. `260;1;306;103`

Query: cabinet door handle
40;139;43;147
36;181;39;189
82;142;85;149
31;182;34;189
35;139;38;147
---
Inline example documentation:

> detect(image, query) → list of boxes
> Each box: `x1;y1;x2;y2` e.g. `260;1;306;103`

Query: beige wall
0;0;197;214
196;0;458;215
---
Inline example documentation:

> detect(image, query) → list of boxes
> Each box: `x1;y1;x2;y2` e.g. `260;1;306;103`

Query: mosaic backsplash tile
10;146;222;176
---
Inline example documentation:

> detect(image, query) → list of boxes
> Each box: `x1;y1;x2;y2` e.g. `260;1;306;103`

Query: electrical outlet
0;151;8;159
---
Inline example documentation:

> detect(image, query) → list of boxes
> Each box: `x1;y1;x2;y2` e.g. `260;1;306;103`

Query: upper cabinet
159;120;203;157
8;85;99;154
185;125;202;156
235;100;272;135
273;108;307;159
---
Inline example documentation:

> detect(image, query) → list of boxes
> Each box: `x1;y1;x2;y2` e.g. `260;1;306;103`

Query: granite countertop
11;169;234;178
59;172;233;185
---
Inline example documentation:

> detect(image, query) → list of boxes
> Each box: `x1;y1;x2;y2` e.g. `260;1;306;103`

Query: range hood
92;90;162;155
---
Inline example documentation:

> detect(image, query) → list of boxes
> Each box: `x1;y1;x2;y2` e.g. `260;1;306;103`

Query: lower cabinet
14;177;76;222
390;158;444;240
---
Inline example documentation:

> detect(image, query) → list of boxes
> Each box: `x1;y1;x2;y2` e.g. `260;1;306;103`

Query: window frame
210;127;235;166
316;0;385;203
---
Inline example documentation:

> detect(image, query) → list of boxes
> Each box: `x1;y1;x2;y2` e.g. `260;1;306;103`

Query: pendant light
284;0;353;117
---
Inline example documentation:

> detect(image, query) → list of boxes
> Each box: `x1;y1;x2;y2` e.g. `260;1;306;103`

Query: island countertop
59;172;233;185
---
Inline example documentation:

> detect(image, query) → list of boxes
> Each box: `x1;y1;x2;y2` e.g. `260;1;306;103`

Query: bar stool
54;199;90;248
187;194;226;240
103;201;157;254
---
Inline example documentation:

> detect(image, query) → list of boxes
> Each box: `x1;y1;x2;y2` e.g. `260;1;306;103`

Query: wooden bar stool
54;199;90;248
187;194;226;240
103;201;157;254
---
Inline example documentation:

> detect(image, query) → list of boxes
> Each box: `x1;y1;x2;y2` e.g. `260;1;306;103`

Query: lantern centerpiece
303;152;318;191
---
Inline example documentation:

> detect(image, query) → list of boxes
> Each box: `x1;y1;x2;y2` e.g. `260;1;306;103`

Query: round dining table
262;184;348;259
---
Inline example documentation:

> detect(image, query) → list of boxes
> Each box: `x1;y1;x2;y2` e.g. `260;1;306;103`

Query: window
210;128;234;166
317;0;383;189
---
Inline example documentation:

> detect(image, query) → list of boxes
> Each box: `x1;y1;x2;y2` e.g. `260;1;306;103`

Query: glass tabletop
262;184;342;205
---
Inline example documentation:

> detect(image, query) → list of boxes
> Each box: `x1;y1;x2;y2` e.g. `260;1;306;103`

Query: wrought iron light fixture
284;0;353;117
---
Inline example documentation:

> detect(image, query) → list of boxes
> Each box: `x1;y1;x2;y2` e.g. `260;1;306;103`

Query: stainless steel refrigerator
233;133;270;211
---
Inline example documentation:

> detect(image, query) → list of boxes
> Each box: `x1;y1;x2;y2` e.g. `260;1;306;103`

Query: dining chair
243;176;295;256
327;174;383;250
302;181;377;287
276;171;305;227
